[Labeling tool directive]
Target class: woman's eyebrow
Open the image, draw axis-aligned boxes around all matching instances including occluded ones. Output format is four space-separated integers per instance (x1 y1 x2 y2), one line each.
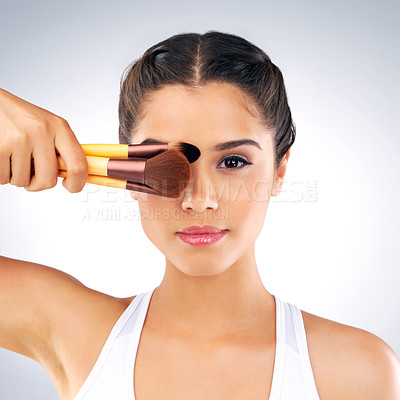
139 138 262 151
139 138 164 144
213 139 262 151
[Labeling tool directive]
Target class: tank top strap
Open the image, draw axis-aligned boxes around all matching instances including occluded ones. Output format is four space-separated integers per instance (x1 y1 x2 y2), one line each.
288 302 320 399
269 295 320 400
73 291 145 400
268 294 286 399
125 287 157 400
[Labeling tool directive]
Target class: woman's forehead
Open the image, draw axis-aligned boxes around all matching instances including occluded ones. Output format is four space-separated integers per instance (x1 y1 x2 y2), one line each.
139 84 263 128
133 84 270 149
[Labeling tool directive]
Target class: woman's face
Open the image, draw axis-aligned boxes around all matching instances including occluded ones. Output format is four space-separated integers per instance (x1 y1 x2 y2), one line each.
129 83 289 276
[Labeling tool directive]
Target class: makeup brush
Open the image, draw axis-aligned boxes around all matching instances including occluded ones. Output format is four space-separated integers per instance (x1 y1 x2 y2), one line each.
57 170 170 197
55 149 191 198
80 142 201 163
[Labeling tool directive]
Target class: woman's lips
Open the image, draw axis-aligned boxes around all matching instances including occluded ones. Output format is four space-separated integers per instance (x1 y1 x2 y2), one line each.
175 230 228 246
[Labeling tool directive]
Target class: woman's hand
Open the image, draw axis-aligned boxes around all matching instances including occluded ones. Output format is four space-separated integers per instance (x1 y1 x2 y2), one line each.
0 88 88 192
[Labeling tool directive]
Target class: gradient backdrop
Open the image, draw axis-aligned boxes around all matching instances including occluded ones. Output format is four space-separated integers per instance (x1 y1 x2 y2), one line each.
0 0 399 398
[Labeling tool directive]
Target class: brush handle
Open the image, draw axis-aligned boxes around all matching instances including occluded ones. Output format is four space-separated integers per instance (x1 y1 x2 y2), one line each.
80 144 128 158
58 155 108 176
57 155 147 183
57 170 127 188
80 143 168 158
57 170 162 196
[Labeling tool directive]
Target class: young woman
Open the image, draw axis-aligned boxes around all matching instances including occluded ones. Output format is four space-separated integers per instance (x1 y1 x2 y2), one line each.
0 31 399 400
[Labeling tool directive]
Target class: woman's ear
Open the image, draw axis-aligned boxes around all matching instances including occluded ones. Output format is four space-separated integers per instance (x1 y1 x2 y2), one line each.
272 149 291 197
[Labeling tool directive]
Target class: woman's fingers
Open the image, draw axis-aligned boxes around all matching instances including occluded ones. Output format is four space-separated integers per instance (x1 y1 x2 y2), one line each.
0 147 11 185
53 119 88 193
24 143 59 192
9 147 32 188
0 89 88 193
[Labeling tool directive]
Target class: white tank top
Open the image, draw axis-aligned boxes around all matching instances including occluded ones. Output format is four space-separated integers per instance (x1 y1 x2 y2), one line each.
73 287 321 400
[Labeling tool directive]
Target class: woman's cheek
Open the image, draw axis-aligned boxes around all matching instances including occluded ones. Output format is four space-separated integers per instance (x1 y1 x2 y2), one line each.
235 175 272 238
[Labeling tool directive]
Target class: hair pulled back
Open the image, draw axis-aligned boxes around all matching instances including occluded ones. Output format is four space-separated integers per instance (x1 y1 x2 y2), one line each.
119 30 296 173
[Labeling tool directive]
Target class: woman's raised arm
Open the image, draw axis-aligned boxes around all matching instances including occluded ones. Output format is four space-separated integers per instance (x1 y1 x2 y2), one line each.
0 89 89 372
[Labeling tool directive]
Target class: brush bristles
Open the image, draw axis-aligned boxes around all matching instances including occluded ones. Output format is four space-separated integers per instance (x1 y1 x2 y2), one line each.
169 142 201 163
145 149 191 197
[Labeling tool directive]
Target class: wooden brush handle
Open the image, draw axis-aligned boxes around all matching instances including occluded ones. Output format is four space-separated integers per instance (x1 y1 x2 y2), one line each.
57 155 109 176
80 143 169 159
57 170 127 189
58 170 162 197
80 144 128 158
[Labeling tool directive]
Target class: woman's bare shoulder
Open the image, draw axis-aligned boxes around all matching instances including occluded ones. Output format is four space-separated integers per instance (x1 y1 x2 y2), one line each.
0 255 139 399
300 309 400 400
50 284 138 398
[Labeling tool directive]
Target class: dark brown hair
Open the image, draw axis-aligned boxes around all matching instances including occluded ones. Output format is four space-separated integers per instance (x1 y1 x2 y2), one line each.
118 30 296 174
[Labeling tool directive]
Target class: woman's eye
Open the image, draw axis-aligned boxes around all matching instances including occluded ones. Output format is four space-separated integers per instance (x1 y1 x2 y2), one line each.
217 155 252 170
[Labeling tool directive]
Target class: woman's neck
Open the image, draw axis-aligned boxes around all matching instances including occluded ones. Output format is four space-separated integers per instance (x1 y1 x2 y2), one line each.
147 252 275 342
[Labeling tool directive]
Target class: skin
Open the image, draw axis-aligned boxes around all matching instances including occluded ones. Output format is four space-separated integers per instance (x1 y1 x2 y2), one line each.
127 82 290 341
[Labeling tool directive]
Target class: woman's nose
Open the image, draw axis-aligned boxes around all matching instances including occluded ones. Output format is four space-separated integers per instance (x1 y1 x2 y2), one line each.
181 167 219 213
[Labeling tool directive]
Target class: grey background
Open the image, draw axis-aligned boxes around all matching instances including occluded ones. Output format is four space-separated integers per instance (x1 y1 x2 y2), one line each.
0 0 399 399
